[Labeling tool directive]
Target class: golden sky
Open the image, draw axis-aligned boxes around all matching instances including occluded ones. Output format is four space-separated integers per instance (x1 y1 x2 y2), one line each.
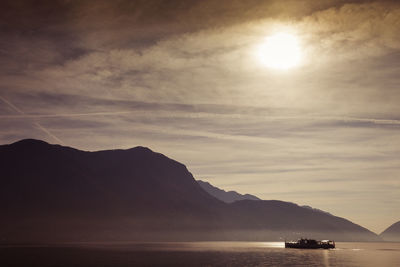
0 0 399 233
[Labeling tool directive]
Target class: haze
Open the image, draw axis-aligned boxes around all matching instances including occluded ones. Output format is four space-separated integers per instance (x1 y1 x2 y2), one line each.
0 0 399 234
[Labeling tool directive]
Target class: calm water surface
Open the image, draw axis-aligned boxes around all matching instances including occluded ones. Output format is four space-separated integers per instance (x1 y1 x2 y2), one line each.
1 241 399 266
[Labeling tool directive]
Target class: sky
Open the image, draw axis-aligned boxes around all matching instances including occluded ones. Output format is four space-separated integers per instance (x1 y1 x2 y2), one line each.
1 0 399 233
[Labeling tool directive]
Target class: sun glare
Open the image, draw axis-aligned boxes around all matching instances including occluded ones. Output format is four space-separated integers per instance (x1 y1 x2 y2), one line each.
258 32 302 70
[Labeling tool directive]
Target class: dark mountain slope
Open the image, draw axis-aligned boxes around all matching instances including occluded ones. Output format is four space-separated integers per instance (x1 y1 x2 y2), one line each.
380 221 400 241
0 139 379 242
1 139 222 218
0 139 224 241
197 180 260 203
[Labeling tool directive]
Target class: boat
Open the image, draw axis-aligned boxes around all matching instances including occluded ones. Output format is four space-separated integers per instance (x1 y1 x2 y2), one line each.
285 238 335 249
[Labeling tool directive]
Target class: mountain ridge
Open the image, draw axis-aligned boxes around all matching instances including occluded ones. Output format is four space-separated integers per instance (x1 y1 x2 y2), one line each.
197 180 261 203
0 139 379 242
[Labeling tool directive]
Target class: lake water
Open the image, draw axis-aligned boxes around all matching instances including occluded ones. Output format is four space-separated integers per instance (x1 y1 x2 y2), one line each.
1 241 399 266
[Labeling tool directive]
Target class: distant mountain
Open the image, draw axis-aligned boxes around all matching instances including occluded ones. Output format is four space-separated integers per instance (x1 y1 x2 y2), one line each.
380 221 400 241
0 139 380 243
197 180 260 203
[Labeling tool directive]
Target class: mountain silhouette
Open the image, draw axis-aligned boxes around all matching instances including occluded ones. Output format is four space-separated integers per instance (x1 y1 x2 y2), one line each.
197 180 260 203
380 221 400 241
0 139 379 243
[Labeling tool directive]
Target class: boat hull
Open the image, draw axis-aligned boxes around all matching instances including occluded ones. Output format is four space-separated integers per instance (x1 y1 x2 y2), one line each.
285 243 335 249
285 239 335 249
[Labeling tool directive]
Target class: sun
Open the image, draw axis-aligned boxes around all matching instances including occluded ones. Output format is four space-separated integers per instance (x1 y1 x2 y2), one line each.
258 32 302 70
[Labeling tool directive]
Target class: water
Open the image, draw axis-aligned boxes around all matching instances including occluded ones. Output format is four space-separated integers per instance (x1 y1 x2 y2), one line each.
1 242 399 266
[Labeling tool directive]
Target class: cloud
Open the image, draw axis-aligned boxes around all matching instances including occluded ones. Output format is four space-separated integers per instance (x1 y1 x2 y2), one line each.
301 1 400 61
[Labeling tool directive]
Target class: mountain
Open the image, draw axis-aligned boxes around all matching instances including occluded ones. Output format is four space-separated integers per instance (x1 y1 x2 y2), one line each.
380 221 400 241
0 139 379 243
0 139 224 242
197 180 260 203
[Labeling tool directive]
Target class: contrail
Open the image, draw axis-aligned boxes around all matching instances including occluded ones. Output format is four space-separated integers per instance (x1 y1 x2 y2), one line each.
0 95 64 145
33 122 64 144
0 95 25 114
1 110 399 126
0 110 136 119
0 104 399 125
